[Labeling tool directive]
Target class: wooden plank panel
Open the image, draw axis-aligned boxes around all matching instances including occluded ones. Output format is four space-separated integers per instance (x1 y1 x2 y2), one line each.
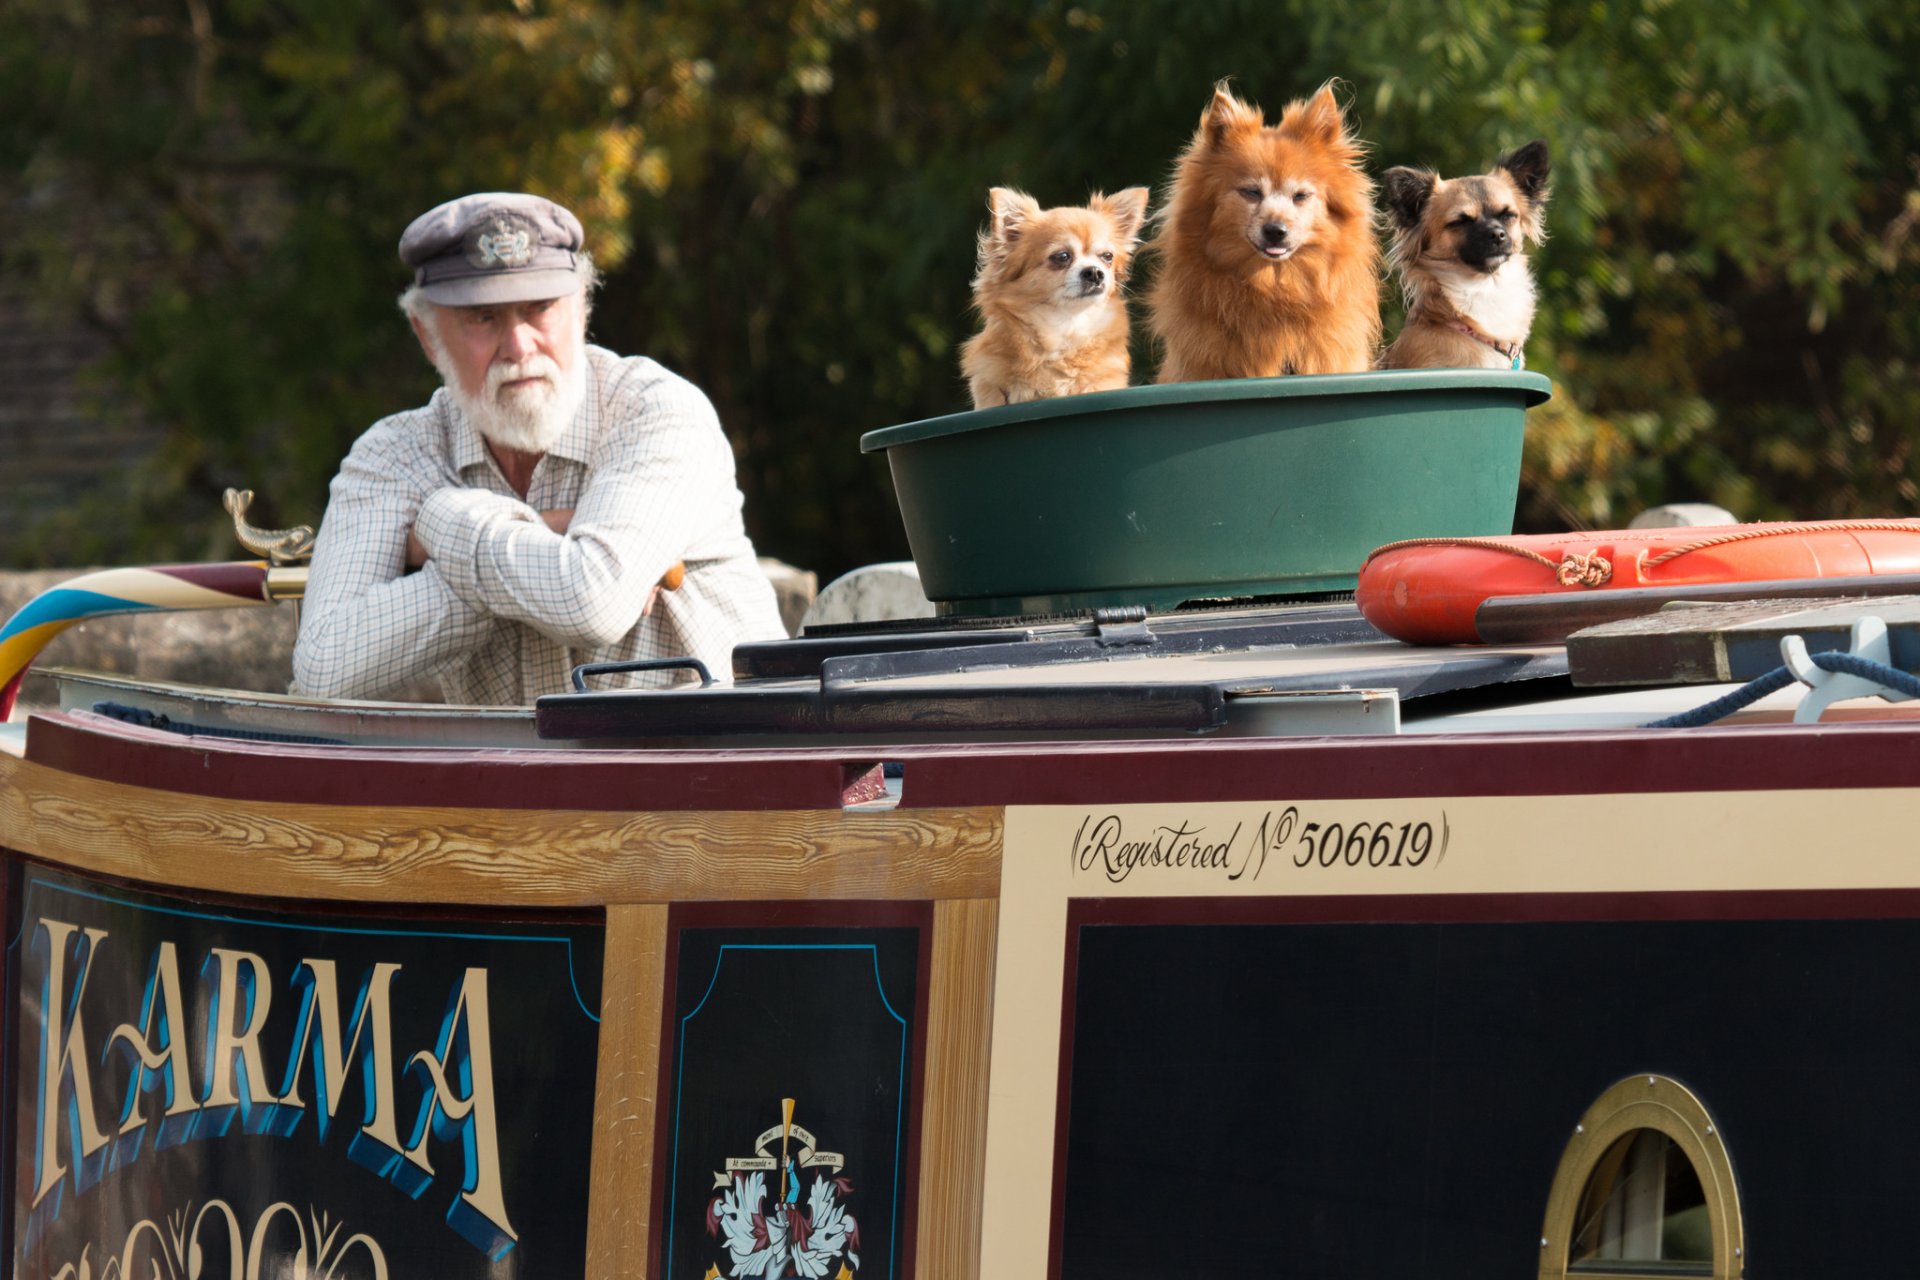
1566 595 1920 687
0 754 1001 906
586 904 669 1280
916 898 998 1279
1476 577 1920 646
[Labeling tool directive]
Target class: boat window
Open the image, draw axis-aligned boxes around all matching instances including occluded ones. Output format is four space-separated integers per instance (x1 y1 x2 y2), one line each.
1538 1075 1743 1280
1569 1130 1710 1272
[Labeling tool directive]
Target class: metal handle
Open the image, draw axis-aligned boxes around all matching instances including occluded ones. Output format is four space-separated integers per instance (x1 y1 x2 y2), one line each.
569 656 714 692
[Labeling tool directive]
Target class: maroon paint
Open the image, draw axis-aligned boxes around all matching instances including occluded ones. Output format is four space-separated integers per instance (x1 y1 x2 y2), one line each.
28 713 877 811
896 720 1920 807
1066 888 1920 928
1047 894 1083 1280
32 708 1920 813
156 561 270 601
0 853 14 1269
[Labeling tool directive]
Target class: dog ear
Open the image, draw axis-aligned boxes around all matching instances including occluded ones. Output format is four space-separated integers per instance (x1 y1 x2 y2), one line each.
1282 81 1347 145
1204 82 1260 144
1381 167 1437 230
1496 140 1551 203
987 187 1041 248
1094 187 1151 247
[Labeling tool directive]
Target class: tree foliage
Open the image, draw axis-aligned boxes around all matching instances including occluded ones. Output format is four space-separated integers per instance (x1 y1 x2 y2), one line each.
3 0 1917 574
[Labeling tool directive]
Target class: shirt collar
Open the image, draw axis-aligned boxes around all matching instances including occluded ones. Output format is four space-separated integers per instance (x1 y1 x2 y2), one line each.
544 345 606 465
443 389 493 475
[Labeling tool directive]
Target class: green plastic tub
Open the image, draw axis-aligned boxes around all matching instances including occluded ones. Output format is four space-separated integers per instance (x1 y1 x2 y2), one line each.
861 369 1552 616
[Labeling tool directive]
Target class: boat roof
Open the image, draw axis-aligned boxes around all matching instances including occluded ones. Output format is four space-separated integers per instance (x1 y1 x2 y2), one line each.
17 595 1920 753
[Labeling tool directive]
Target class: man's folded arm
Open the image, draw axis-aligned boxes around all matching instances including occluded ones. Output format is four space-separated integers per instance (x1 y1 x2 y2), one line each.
414 390 724 648
292 462 496 700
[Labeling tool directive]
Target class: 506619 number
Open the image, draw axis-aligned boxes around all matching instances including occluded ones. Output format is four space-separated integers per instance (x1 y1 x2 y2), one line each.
1261 807 1448 870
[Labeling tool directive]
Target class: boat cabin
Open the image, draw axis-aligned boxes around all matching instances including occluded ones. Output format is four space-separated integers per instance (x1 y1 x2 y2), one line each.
5 371 1920 1278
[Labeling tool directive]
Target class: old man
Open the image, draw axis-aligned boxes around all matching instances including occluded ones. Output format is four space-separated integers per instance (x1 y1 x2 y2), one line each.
293 193 786 703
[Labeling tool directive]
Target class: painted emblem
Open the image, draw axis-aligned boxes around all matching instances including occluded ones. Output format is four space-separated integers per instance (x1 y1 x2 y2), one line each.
704 1099 858 1280
469 217 535 269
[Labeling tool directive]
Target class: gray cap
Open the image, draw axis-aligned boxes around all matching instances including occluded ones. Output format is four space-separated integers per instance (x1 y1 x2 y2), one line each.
399 192 585 306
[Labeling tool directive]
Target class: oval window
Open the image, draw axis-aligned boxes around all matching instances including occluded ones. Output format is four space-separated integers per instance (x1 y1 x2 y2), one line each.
1538 1076 1743 1280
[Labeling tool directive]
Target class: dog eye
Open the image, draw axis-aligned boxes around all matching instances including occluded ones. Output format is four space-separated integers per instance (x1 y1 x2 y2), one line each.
1099 251 1114 263
1496 209 1518 221
1049 249 1072 268
1292 190 1312 205
1237 185 1261 201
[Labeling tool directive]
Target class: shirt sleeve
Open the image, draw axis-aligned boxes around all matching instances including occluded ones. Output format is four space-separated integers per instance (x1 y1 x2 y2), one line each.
291 426 496 700
411 371 739 649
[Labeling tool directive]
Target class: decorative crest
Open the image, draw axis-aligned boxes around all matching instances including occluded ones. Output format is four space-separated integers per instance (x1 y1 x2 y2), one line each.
471 218 535 269
706 1098 859 1279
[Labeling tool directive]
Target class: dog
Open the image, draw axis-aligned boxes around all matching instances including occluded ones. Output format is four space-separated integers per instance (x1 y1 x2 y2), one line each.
1147 81 1380 383
1378 141 1551 370
961 186 1150 409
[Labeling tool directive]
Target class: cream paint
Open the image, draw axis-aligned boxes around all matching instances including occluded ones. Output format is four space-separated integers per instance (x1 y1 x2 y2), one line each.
978 787 1920 1275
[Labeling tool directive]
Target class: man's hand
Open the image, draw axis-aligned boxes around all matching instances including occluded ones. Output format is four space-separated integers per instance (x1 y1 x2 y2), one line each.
405 527 428 570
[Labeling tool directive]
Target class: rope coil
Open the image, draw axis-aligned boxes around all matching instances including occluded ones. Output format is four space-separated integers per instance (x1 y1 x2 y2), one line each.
1363 537 1615 589
1555 552 1613 587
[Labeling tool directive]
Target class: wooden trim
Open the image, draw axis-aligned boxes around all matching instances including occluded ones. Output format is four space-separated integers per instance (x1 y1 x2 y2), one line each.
0 754 1002 907
916 899 997 1280
586 904 669 1280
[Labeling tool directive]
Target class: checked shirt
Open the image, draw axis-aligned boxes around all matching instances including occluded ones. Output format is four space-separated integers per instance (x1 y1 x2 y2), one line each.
293 346 785 705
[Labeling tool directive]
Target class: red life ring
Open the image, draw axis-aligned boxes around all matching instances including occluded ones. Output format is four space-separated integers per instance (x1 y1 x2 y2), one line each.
1356 520 1920 645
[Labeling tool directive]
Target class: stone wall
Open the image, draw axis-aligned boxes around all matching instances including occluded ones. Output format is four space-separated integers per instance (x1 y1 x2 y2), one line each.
2 560 815 714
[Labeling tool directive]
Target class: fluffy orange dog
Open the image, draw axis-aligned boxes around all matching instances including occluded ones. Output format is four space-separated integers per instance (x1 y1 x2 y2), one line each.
1148 82 1380 382
961 186 1150 409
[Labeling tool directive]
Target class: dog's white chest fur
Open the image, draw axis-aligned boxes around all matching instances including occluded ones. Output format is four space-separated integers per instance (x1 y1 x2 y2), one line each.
1033 299 1113 355
1442 258 1536 343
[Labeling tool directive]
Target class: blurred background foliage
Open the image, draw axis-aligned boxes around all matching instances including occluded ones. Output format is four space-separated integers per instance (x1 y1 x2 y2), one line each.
3 0 1918 576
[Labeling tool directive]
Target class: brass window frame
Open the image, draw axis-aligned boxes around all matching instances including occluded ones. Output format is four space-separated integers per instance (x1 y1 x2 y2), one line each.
1538 1074 1744 1280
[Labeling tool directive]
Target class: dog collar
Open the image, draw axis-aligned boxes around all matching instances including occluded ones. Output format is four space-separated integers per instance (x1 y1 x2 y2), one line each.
1448 321 1525 370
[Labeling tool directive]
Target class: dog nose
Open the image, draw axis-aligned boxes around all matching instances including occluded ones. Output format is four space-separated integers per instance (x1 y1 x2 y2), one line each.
1262 223 1289 246
1484 221 1509 246
1079 265 1106 287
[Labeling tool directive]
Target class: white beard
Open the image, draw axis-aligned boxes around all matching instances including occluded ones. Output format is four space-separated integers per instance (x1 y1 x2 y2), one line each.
432 337 590 455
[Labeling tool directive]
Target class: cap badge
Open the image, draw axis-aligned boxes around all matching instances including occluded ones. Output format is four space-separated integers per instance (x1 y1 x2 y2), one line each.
470 218 535 270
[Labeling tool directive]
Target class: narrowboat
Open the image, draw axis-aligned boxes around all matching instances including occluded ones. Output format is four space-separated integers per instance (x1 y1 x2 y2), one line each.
5 369 1920 1279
